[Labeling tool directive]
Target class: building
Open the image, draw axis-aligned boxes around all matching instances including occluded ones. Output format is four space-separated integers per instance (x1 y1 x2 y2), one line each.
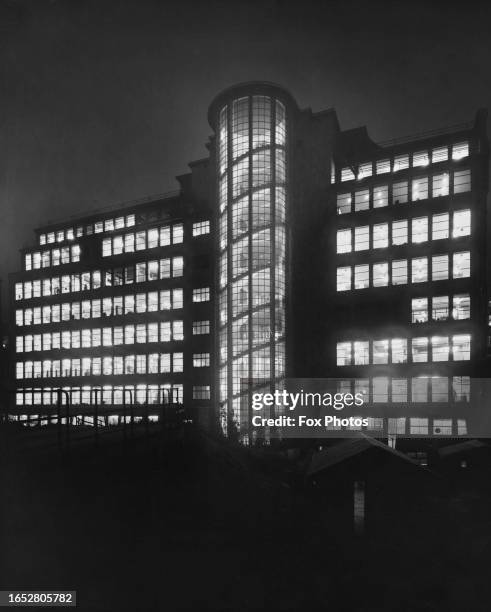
9 81 490 445
329 111 489 443
10 188 215 429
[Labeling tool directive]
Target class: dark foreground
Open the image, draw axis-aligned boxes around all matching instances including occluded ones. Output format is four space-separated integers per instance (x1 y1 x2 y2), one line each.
1 424 491 612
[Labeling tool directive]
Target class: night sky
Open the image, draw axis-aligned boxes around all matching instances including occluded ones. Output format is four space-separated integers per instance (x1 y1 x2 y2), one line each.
1 0 490 309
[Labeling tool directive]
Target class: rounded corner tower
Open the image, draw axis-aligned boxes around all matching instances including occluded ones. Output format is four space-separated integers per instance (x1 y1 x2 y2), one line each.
208 82 297 441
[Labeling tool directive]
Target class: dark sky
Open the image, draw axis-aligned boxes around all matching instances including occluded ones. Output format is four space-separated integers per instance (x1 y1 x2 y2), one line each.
1 0 491 308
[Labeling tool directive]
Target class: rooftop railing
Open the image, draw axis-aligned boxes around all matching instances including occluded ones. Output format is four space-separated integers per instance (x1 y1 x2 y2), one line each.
43 189 181 229
377 120 474 149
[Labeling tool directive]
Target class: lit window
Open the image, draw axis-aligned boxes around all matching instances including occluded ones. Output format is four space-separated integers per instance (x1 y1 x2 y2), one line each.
147 261 158 282
392 379 408 403
126 214 135 227
173 320 184 341
354 265 369 289
412 177 428 201
372 263 388 287
33 252 41 269
432 336 449 362
102 239 111 257
252 150 271 187
115 216 124 229
355 189 369 211
453 294 470 320
392 260 407 285
432 213 449 240
94 221 103 234
453 251 470 278
392 220 407 245
432 418 452 434
136 293 147 314
336 229 352 254
354 226 369 251
336 342 352 366
123 295 134 315
193 353 210 367
411 257 428 283
376 159 390 174
146 353 158 374
136 231 146 251
192 221 210 236
341 167 355 182
453 209 471 238
15 310 23 326
61 247 70 264
411 217 428 243
337 193 351 214
124 233 135 253
432 296 449 321
432 379 449 403
432 255 449 281
102 325 112 348
336 267 351 291
16 362 24 379
148 292 158 312
453 169 471 194
136 355 146 374
412 337 428 362
148 228 159 249
432 146 448 163
373 186 388 208
432 173 449 197
92 270 101 290
173 289 183 309
393 154 409 172
24 281 33 300
452 142 469 161
373 223 388 249
136 262 146 283
453 376 470 402
104 219 114 232
354 341 369 365
412 298 428 323
412 151 429 167
373 377 389 402
410 417 428 434
136 324 147 343
357 162 372 180
453 334 471 361
193 287 210 302
373 340 389 364
391 338 407 363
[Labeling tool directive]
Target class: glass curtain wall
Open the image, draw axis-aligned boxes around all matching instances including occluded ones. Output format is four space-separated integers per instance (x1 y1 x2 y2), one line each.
217 95 287 440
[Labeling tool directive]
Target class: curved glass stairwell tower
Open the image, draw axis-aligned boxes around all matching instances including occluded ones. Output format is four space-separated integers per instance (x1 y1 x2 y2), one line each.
209 83 291 441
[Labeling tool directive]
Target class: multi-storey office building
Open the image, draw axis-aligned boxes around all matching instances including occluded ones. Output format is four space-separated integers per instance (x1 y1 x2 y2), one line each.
10 188 215 428
8 81 490 443
329 113 489 440
206 82 489 442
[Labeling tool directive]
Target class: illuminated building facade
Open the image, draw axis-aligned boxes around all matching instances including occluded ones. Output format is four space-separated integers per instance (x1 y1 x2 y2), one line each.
8 81 490 445
329 112 490 442
10 192 214 427
207 85 289 437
